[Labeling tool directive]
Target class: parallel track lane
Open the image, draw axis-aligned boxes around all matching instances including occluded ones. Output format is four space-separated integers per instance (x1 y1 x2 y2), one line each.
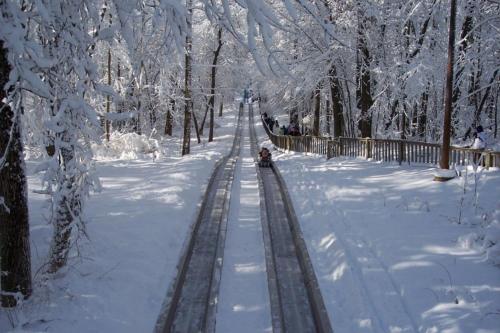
249 104 333 333
155 105 244 333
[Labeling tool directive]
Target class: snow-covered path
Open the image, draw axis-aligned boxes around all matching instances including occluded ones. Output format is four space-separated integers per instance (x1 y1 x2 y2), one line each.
216 113 271 332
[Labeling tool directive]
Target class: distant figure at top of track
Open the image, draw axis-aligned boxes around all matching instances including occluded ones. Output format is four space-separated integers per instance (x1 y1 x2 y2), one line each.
243 88 254 104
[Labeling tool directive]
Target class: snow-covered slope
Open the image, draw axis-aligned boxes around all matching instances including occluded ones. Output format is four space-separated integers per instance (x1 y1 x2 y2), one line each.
0 108 238 333
252 110 500 333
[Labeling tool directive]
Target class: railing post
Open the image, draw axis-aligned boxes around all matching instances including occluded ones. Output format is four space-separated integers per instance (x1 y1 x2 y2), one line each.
327 140 332 159
398 140 404 165
366 139 372 159
485 152 491 169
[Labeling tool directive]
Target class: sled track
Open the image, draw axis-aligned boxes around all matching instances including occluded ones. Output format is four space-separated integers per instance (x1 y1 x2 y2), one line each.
155 105 243 333
249 104 333 333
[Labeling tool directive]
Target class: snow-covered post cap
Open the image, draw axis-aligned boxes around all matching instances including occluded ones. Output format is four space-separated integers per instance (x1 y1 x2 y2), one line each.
433 168 457 182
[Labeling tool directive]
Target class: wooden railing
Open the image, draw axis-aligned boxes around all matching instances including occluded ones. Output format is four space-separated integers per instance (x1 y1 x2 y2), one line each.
261 116 500 169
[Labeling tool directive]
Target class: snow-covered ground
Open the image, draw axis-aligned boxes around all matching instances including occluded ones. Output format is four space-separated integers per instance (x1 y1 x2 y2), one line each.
252 116 500 332
3 103 499 333
1 107 238 333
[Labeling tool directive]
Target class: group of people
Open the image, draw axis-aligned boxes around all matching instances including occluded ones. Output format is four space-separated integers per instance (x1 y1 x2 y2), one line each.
262 112 301 136
280 123 301 136
262 112 279 133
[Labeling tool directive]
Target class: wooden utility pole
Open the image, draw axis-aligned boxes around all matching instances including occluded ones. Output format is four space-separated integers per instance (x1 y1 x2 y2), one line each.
440 0 457 169
181 0 193 155
0 40 32 307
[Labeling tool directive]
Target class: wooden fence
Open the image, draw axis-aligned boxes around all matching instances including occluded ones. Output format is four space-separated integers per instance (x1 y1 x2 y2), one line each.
261 117 500 169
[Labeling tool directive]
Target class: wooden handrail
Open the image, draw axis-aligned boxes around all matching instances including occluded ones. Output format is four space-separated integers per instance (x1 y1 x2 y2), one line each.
259 115 500 169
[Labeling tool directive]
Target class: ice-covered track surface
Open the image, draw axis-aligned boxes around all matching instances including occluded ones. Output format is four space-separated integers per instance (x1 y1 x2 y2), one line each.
249 105 333 333
155 106 243 333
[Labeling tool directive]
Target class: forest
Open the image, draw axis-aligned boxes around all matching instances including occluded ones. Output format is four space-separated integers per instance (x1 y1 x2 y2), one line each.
1 0 499 331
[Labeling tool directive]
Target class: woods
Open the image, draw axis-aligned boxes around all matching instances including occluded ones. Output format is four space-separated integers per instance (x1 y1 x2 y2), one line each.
1 0 499 312
257 1 498 145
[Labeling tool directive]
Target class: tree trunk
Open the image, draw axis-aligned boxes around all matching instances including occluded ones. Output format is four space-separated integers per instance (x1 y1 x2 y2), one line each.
48 131 79 274
116 58 123 131
329 65 344 138
419 88 429 139
0 40 32 307
313 84 321 136
440 0 457 170
197 95 209 138
165 98 174 136
105 47 111 141
474 69 498 126
400 105 407 140
136 99 142 135
325 99 331 135
356 4 373 138
192 110 201 144
209 28 223 142
452 0 475 135
181 0 193 155
495 88 498 138
218 97 223 117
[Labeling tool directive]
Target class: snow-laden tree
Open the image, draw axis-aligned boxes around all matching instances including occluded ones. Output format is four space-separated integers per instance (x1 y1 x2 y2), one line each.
12 0 106 274
233 0 498 143
0 0 268 291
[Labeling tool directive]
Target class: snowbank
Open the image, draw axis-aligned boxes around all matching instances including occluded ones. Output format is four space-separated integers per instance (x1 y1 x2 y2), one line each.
92 132 160 160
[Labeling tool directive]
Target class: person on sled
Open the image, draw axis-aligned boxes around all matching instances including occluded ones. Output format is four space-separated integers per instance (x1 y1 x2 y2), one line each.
258 146 272 167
